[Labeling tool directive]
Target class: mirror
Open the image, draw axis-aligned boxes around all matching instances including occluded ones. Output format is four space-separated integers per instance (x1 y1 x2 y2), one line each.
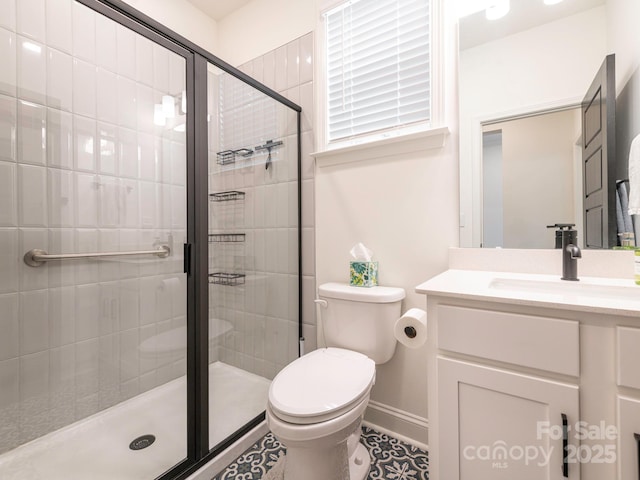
481 107 583 249
457 0 634 249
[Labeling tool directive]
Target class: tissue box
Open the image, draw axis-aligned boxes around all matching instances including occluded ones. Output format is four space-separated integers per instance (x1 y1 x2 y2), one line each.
349 261 378 287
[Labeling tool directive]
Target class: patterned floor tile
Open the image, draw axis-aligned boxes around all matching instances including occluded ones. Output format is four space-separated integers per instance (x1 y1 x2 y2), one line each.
213 434 284 480
361 427 429 480
212 426 428 480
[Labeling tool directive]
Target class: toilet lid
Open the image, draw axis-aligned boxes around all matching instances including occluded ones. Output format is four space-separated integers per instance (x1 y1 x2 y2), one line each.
269 348 375 422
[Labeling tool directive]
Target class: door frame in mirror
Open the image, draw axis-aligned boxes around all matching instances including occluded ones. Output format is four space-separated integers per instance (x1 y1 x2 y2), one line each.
459 95 583 248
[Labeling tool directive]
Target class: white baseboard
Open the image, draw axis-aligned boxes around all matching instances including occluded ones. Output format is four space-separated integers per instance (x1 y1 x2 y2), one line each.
364 400 429 450
186 421 269 480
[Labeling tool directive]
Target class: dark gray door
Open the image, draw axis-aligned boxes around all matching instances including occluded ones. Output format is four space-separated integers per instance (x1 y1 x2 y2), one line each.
582 54 616 248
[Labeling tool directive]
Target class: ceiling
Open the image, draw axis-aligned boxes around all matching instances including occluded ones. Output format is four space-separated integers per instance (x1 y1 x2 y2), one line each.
187 0 607 50
459 0 606 50
186 0 252 21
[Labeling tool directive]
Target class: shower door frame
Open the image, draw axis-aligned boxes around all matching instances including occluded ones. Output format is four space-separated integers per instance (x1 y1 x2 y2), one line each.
74 1 302 479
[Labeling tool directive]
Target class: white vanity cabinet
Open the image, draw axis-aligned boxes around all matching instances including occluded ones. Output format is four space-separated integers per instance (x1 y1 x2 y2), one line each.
617 396 640 480
617 327 640 480
438 357 579 480
417 269 640 480
431 302 581 480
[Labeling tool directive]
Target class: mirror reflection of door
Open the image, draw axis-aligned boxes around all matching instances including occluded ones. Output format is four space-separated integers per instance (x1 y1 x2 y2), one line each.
582 54 618 249
481 108 582 249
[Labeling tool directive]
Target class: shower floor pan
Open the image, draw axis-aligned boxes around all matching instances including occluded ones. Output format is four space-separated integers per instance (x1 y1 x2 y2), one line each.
0 362 270 480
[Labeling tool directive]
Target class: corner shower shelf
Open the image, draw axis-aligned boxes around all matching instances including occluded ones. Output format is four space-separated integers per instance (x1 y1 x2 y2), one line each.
209 190 245 202
216 150 235 165
216 148 254 166
215 140 284 169
208 233 246 243
208 272 246 286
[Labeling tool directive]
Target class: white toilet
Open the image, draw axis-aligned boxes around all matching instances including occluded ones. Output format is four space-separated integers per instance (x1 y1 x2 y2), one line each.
266 282 405 480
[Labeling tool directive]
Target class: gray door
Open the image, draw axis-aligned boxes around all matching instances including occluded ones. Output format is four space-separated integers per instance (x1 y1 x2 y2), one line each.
582 54 616 248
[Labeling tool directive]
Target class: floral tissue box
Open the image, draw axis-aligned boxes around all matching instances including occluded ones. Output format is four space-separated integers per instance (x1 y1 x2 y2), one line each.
349 261 378 287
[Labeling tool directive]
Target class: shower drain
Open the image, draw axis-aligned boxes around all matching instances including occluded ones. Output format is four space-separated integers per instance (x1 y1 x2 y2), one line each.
129 434 156 451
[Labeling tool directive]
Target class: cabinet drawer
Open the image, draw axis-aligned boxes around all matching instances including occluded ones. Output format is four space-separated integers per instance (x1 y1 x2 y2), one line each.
617 326 640 389
437 305 579 376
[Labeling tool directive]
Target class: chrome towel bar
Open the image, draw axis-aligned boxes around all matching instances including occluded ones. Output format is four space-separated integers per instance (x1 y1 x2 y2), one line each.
24 245 171 267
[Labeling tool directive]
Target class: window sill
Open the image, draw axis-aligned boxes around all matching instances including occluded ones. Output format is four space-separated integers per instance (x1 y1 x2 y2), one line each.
311 126 450 168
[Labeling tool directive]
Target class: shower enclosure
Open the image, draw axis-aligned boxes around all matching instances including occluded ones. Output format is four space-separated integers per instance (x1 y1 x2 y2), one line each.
0 1 301 479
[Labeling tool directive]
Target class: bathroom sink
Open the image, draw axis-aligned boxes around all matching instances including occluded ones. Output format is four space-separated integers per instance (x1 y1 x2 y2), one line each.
417 270 640 317
489 277 640 304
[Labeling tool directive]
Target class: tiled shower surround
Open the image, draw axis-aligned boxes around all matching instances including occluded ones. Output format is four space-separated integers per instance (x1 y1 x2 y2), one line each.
207 33 315 379
0 0 188 453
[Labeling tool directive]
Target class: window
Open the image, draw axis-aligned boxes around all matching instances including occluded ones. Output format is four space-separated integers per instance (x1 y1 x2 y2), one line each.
324 0 431 144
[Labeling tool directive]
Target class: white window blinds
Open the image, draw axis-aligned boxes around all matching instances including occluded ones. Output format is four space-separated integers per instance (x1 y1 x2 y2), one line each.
325 0 431 142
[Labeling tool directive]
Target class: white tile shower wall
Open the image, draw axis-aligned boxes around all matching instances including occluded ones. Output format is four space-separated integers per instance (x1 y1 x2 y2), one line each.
206 33 314 379
283 33 316 354
209 34 315 378
0 0 188 454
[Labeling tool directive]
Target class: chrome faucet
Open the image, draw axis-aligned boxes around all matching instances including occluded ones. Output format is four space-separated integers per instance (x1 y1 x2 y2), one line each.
561 228 581 281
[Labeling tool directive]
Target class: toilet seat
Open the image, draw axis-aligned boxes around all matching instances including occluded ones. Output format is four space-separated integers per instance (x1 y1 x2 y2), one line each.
268 348 375 425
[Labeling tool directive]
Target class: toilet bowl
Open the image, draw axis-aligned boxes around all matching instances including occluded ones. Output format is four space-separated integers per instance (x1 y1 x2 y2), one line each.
266 348 375 480
266 282 406 480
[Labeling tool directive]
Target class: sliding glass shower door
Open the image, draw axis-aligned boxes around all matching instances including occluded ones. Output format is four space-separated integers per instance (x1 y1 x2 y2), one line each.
0 0 301 478
206 63 300 450
0 1 189 478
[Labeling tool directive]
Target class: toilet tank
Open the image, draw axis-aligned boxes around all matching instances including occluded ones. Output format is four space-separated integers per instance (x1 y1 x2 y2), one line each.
318 282 405 364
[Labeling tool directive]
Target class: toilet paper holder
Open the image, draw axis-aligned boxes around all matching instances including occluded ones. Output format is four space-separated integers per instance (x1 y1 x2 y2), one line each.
394 307 427 348
404 326 417 339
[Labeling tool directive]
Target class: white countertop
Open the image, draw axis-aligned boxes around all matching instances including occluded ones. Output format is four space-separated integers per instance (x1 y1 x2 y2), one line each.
416 269 640 317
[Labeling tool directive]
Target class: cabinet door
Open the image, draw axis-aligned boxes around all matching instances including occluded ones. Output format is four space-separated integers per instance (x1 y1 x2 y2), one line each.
438 357 580 480
618 396 640 480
